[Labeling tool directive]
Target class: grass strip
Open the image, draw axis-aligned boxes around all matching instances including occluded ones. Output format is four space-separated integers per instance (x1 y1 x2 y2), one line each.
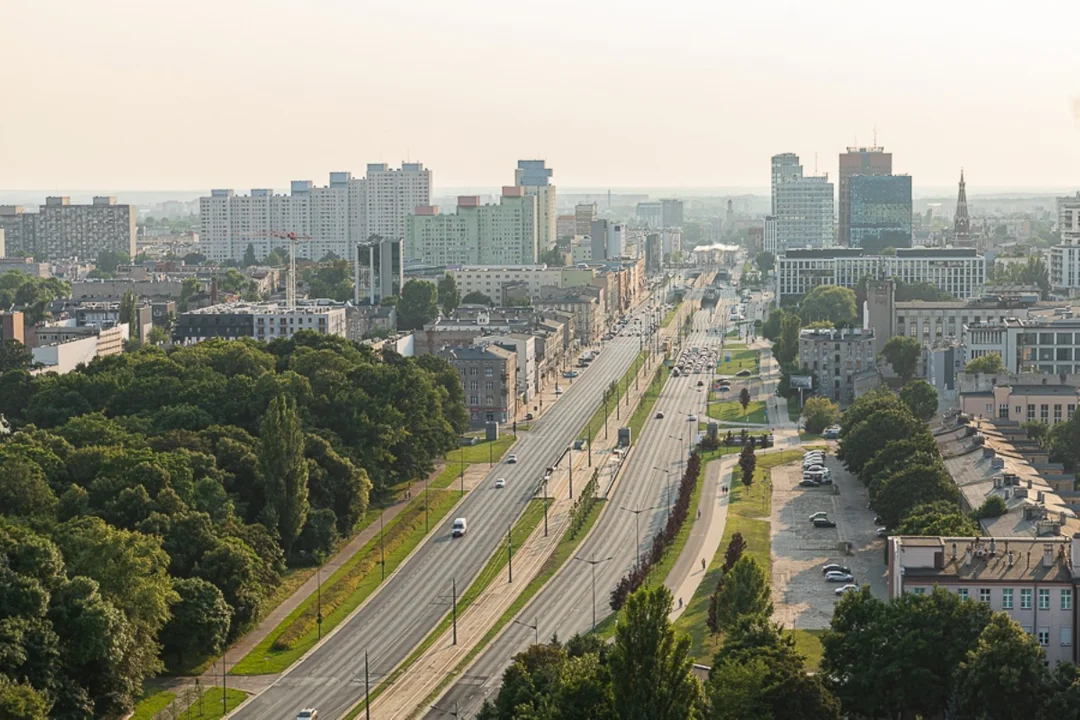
582 349 649 443
715 347 760 376
230 489 461 675
352 499 549 714
708 400 768 424
661 302 683 328
627 364 671 442
130 690 177 720
175 688 247 720
407 499 607 720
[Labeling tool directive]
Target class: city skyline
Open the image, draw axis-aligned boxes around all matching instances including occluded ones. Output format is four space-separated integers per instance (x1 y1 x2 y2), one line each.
3 0 1078 190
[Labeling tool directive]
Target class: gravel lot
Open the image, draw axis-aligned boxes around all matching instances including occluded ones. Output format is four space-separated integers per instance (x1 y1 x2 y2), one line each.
770 451 888 630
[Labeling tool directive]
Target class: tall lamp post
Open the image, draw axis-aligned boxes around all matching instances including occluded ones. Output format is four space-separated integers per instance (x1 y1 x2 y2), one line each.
574 555 614 631
512 616 540 645
619 505 654 569
653 465 673 522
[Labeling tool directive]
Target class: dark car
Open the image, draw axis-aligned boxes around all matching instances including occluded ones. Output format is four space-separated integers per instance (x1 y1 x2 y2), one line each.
798 479 820 487
697 380 704 387
822 564 851 575
736 369 752 377
525 413 535 421
812 518 837 528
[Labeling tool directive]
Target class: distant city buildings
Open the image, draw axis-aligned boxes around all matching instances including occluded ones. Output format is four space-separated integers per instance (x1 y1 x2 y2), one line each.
848 175 913 253
574 203 597 236
354 235 403 305
798 327 877 406
439 344 518 426
1051 193 1080 295
838 145 893 246
199 163 431 264
635 201 663 229
763 216 778 255
0 197 136 261
405 188 538 266
174 300 347 344
515 160 557 252
953 170 973 247
661 198 684 228
775 174 835 250
770 153 801 216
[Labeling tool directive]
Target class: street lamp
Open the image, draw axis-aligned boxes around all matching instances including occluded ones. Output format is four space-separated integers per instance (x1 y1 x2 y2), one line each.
668 435 686 477
619 505 654 569
574 556 614 631
430 702 461 718
512 615 540 645
653 465 673 521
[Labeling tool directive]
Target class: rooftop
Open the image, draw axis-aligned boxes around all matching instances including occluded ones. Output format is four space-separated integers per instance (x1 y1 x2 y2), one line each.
896 536 1073 583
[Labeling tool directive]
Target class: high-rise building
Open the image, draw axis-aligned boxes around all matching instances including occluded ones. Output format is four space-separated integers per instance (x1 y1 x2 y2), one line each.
575 203 597 236
200 164 431 264
660 199 684 228
725 199 735 233
645 233 662 273
515 160 556 252
1050 192 1080 295
354 235 403 304
953 170 972 247
405 188 538 266
763 216 778 255
771 153 802 215
590 219 624 260
636 202 664 229
838 146 892 246
0 197 135 261
775 174 835 250
848 175 912 253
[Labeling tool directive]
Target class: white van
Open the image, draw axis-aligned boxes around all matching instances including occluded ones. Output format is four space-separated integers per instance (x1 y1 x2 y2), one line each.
452 518 468 538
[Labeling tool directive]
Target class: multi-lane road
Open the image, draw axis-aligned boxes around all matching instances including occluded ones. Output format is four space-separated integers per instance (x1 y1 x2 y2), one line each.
232 300 671 719
427 299 734 717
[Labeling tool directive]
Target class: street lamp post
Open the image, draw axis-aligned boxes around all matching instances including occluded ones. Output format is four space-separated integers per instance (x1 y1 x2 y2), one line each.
575 556 614 631
567 445 573 500
620 505 654 569
379 509 385 580
654 465 672 522
512 616 540 645
507 523 513 583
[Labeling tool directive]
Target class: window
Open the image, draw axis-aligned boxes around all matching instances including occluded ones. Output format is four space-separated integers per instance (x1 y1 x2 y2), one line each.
958 588 969 602
1038 627 1050 646
1064 589 1073 611
485 381 493 391
1055 404 1063 423
469 367 478 376
912 587 925 595
998 403 1009 419
1028 405 1036 421
1041 404 1050 422
1021 588 1033 609
1002 588 1014 609
1062 628 1073 647
1040 588 1051 610
1016 405 1023 416
485 367 493 377
1070 404 1077 419
979 588 991 604
1023 625 1033 635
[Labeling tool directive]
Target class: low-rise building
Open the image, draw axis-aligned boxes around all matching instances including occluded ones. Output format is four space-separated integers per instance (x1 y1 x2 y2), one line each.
440 345 517 426
175 301 346 344
961 384 1080 425
797 327 876 406
536 286 605 346
30 322 129 374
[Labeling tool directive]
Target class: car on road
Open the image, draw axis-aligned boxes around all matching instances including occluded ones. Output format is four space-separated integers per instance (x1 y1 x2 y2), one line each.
825 571 855 582
562 370 579 378
506 454 518 464
525 413 535 421
554 386 564 395
718 386 730 392
873 515 884 525
798 479 820 487
297 709 318 720
736 369 752 377
573 438 587 450
655 411 665 419
812 518 837 528
451 518 468 537
823 425 841 439
808 511 830 521
494 478 506 489
835 584 860 596
876 527 889 537
822 564 851 575
697 380 705 387
688 414 697 422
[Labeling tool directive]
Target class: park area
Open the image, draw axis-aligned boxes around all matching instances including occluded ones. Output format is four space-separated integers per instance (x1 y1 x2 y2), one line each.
715 345 760 376
708 399 768 425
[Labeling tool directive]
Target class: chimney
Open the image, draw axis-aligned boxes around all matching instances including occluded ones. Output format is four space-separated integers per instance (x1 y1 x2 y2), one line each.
1044 544 1055 568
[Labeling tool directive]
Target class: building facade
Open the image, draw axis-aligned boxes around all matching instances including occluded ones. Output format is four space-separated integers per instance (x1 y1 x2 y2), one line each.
770 153 802 215
575 203 597 236
354 235 403 304
848 175 912 253
515 160 556 252
797 327 876 405
963 317 1080 375
763 216 778 256
447 265 594 304
199 164 431 263
405 189 538 266
0 197 135 261
775 175 835 250
960 384 1079 425
175 301 346 343
1051 193 1080 295
636 202 664 229
838 146 893 246
440 345 517 426
661 199 684 228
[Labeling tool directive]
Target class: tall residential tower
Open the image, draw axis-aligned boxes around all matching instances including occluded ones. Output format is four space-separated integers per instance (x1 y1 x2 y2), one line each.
515 160 556 252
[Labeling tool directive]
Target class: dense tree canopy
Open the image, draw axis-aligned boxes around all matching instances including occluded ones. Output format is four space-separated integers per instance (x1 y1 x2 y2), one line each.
802 396 840 434
965 352 1008 375
438 274 461 315
397 279 440 330
899 379 938 420
0 271 70 323
799 285 857 327
881 335 922 382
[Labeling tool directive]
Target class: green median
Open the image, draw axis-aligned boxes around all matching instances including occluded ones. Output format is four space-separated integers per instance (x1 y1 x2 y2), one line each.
230 488 462 675
176 688 247 720
434 435 518 489
582 349 649 443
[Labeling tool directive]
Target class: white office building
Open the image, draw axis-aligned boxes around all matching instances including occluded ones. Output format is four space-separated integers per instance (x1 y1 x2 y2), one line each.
1050 193 1080 295
763 216 778 255
771 153 802 215
775 175 835 250
515 161 556 252
199 164 431 264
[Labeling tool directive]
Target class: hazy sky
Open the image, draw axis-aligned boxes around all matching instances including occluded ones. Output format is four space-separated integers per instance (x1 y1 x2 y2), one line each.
2 0 1078 192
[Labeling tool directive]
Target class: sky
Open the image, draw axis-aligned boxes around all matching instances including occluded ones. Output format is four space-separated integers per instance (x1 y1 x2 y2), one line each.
1 0 1078 193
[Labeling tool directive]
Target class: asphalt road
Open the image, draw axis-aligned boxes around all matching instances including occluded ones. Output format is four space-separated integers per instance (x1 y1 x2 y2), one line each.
426 300 733 718
232 301 665 720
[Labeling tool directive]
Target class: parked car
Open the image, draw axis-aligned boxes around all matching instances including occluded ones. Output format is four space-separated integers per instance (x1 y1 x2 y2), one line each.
835 584 860 596
813 518 837 528
822 564 851 575
573 438 588 450
506 454 518 464
736 369 752 377
825 571 854 582
688 414 697 422
876 527 889 537
823 426 841 439
697 380 704 387
808 511 829 521
798 479 820 487
525 413 535 421
494 478 506 489
563 370 579 378
873 515 883 525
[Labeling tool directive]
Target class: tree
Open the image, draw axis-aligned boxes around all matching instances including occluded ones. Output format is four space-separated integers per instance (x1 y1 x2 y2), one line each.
183 251 208 266
462 290 494 306
119 289 138 327
257 395 310 556
972 494 1008 521
874 462 958 528
954 614 1050 720
802 396 840 434
755 251 775 275
722 532 747 573
775 313 801 366
0 339 33 372
965 353 1008 375
95 249 130 273
303 260 352 302
147 326 168 345
539 246 566 267
738 443 757 489
159 577 231 666
397 279 440 330
437 274 461 315
711 556 772 631
881 335 922 382
800 285 857 327
240 243 258 266
609 586 704 720
839 407 932 477
0 677 52 719
894 280 953 302
899 379 938 421
761 307 785 341
895 500 979 536
738 387 751 416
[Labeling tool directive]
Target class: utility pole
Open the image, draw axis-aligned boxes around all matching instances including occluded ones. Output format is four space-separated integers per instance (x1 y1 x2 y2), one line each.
380 509 385 580
460 446 465 498
587 424 592 467
575 556 614 631
507 523 513 583
512 616 540 645
425 482 429 532
541 473 549 536
365 650 371 720
452 577 458 645
222 648 227 713
567 446 573 500
620 506 654 569
316 566 323 640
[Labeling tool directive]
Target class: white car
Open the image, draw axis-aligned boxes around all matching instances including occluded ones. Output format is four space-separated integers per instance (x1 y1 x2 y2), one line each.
297 709 318 720
506 454 518 464
494 478 506 489
825 571 855 583
688 414 698 422
834 583 860 596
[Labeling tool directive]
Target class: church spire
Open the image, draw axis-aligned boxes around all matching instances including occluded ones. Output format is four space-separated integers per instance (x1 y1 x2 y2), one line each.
953 169 971 244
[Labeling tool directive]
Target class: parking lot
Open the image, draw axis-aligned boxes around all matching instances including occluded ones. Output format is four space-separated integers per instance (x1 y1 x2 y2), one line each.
770 449 888 630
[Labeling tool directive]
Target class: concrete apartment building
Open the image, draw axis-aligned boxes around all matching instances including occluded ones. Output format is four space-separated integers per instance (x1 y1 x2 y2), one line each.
405 189 538 266
175 301 347 344
0 197 135 261
963 316 1080 374
440 345 517 426
535 287 606 346
354 235 403 304
1050 193 1080 295
775 174 835 250
1 311 25 344
797 327 877 405
887 535 1077 666
480 333 538 404
574 203 597 236
775 248 985 303
447 265 595 305
199 164 431 264
838 145 893 246
771 153 802 215
515 160 556 252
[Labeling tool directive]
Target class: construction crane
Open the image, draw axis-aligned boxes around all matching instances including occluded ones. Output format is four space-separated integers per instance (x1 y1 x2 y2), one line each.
244 230 312 309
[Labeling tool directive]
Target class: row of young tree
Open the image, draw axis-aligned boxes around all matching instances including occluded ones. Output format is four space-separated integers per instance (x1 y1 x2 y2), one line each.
0 333 468 717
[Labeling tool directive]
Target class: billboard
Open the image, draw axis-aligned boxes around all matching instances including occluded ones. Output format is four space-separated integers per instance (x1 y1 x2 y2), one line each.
789 375 813 390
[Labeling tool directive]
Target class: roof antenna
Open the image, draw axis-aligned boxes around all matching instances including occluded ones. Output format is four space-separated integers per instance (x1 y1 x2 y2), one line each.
873 125 878 147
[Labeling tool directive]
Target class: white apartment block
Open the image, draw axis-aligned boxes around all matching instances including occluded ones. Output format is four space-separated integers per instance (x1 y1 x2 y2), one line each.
775 175 835 250
0 197 135 261
515 161 557 253
253 302 347 341
406 189 538 266
763 216 778 255
770 152 802 215
1050 193 1080 294
448 265 595 303
776 248 985 302
199 164 431 264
